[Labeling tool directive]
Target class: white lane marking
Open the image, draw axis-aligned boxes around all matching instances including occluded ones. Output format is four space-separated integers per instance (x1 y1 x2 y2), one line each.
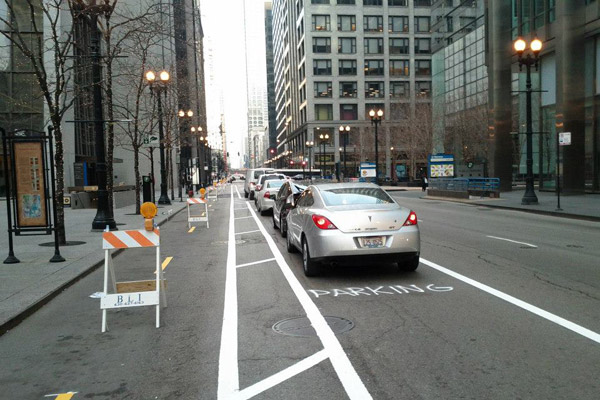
236 258 276 269
234 216 253 220
234 185 243 199
217 186 240 398
246 203 373 399
234 208 248 210
421 258 600 344
486 235 538 248
235 230 260 236
237 350 329 400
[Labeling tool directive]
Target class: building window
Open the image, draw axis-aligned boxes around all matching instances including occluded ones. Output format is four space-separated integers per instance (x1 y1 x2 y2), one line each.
340 81 357 97
389 16 409 32
340 104 358 120
299 63 306 80
337 0 355 4
388 0 407 5
446 16 454 32
415 38 431 54
313 59 332 75
312 0 329 3
416 81 431 97
389 38 409 54
460 16 475 32
390 59 409 76
390 81 409 98
364 38 384 54
315 104 333 120
364 15 383 32
415 16 430 32
339 59 357 75
314 81 332 97
337 15 356 31
363 0 383 5
313 37 331 53
414 0 431 6
338 37 357 54
364 59 384 75
365 103 385 119
549 0 556 22
415 60 431 76
365 81 385 98
312 15 331 31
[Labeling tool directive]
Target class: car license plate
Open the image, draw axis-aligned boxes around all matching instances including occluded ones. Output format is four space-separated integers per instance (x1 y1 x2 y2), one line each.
361 237 384 248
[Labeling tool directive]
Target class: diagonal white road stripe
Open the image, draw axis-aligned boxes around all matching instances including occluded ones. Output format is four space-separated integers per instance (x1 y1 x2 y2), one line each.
421 258 600 344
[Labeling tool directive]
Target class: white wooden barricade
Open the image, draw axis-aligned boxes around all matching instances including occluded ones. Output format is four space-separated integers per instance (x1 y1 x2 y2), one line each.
187 197 209 228
100 227 166 332
207 186 217 200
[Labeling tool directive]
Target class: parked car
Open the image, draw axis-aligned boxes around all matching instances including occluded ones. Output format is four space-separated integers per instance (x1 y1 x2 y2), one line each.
285 183 420 276
252 173 287 201
272 181 306 237
244 168 274 199
255 179 286 215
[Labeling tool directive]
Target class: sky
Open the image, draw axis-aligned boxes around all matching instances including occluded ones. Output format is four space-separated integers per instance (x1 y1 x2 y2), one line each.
200 0 267 169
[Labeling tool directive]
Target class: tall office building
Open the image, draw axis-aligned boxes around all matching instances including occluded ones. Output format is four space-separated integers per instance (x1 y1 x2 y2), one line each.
431 0 488 177
265 2 278 154
270 0 434 179
486 0 599 193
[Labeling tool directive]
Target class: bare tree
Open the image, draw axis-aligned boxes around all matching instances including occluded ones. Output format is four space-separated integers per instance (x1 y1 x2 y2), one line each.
445 104 490 174
0 0 76 243
390 103 433 180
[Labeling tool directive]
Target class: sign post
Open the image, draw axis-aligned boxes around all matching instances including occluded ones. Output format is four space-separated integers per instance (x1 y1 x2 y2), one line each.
556 132 571 211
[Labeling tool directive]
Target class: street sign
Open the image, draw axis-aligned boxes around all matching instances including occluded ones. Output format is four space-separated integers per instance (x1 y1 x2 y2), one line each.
559 132 571 146
142 134 159 148
359 162 376 178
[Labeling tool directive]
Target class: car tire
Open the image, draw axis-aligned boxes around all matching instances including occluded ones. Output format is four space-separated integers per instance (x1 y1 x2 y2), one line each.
260 207 267 216
286 230 297 253
244 191 249 198
302 238 319 277
398 254 420 272
280 214 287 238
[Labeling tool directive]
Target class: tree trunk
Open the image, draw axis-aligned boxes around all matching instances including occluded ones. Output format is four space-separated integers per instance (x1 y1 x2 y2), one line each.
52 118 67 244
134 144 141 214
104 23 115 211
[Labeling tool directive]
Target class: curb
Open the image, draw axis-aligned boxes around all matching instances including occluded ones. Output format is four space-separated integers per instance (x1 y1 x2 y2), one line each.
0 206 187 336
422 196 600 223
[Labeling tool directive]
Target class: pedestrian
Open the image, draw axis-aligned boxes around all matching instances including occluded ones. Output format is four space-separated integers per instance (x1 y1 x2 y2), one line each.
421 175 428 191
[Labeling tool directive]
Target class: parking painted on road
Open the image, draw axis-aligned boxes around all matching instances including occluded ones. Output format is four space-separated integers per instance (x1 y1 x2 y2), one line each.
308 284 454 298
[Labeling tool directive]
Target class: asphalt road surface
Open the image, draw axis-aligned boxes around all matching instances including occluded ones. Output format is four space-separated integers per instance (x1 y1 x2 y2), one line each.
1 182 598 399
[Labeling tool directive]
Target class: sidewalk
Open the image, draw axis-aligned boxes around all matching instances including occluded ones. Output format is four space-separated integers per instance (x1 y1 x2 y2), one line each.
0 193 189 333
425 189 600 221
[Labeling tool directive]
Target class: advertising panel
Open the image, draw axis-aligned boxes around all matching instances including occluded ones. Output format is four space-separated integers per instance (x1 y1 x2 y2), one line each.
13 141 47 228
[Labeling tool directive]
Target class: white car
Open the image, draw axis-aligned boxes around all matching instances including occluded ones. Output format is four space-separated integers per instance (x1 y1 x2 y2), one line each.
255 179 286 215
244 168 275 199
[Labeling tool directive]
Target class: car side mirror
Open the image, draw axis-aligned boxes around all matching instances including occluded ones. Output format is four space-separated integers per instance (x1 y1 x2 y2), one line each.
286 194 295 208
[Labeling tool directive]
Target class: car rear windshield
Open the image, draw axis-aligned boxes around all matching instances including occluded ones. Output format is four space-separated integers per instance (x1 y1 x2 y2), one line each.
267 181 284 188
320 187 394 206
254 170 273 179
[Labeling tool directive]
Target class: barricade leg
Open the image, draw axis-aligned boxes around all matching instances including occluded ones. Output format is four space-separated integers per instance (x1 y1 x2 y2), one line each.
187 203 191 229
156 245 161 328
205 203 210 228
102 249 109 333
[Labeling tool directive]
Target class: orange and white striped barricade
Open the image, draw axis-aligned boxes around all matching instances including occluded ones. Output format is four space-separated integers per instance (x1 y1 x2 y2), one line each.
207 185 218 200
187 197 209 229
100 227 166 332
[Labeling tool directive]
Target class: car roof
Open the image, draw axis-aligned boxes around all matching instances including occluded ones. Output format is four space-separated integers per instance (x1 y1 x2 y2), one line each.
310 182 382 191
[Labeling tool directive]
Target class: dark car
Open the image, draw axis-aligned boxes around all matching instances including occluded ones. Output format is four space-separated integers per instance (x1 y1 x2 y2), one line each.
272 181 306 237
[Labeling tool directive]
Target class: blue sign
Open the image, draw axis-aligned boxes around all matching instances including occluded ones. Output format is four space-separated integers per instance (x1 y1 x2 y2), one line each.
428 153 455 178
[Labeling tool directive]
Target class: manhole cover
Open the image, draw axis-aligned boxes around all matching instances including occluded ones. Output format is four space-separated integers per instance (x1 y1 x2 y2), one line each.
273 316 354 337
39 241 86 247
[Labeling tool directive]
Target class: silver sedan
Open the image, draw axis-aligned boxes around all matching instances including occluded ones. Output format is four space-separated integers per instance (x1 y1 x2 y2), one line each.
285 183 420 276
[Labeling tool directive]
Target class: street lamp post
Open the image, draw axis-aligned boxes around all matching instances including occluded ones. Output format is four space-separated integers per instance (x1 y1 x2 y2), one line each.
145 70 171 205
177 109 193 200
514 37 542 205
339 125 350 181
319 133 329 178
306 141 314 181
369 109 384 185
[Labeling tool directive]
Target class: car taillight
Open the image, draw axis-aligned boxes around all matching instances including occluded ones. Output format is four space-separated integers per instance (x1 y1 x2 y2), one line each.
264 191 270 199
312 215 337 230
403 211 418 226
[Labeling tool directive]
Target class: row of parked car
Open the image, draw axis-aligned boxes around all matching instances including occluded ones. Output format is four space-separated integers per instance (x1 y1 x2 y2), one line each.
243 168 421 277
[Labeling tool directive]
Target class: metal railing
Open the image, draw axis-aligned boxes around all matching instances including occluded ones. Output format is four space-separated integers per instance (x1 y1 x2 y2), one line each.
429 178 500 192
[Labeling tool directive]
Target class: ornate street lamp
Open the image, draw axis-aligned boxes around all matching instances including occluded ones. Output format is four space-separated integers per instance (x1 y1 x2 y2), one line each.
514 37 542 205
319 133 329 178
369 109 384 184
338 125 350 180
177 109 194 199
305 140 314 180
145 70 171 205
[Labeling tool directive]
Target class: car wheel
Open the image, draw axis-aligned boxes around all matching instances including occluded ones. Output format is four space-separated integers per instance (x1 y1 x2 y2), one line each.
244 191 249 198
280 214 287 238
286 230 297 253
398 254 420 272
302 238 319 277
260 207 267 216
